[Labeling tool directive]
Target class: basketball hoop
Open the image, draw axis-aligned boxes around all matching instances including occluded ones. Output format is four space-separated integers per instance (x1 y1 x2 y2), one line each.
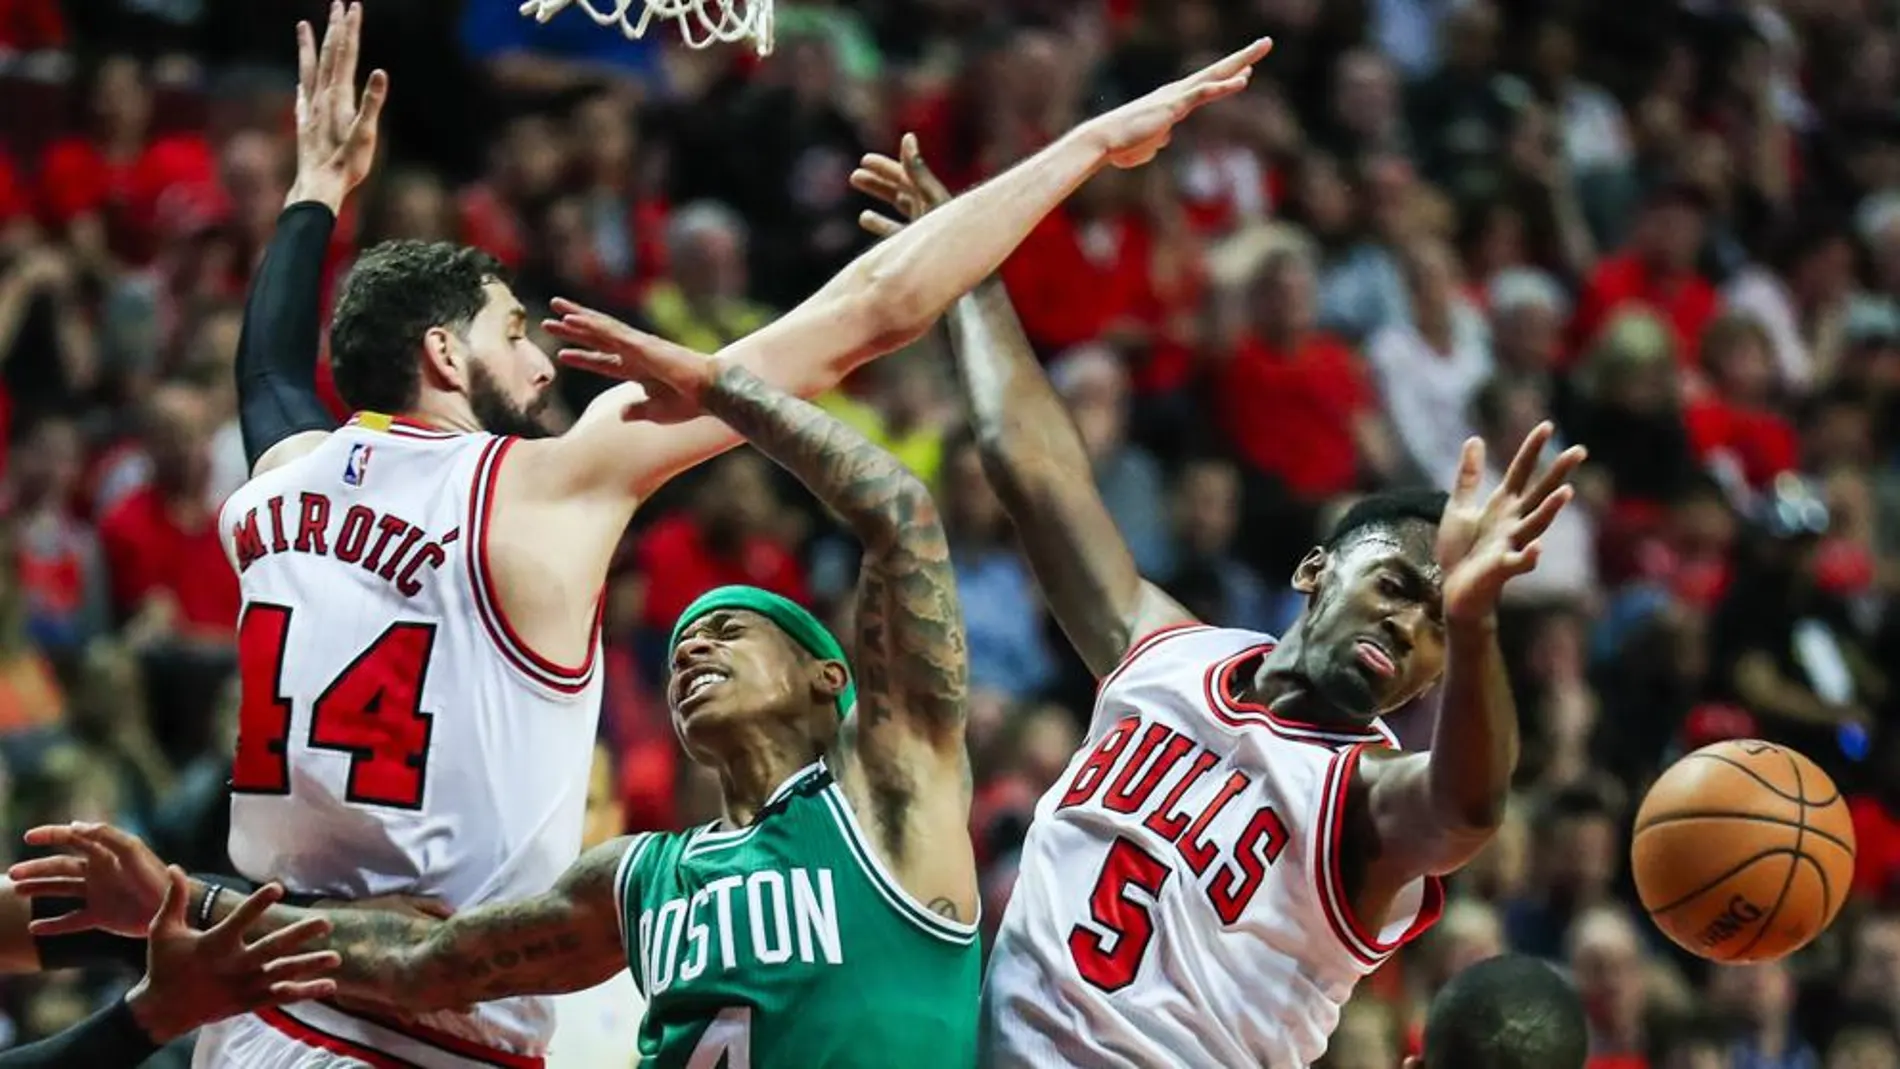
518 0 774 57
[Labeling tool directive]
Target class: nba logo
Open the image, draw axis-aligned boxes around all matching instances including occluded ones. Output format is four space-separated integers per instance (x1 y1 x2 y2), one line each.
343 443 373 488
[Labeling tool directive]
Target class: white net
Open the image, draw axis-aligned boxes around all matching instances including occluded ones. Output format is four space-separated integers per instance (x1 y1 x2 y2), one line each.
518 0 774 56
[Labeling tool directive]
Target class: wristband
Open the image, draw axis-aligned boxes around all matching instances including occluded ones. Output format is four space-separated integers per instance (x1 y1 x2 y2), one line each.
194 882 227 931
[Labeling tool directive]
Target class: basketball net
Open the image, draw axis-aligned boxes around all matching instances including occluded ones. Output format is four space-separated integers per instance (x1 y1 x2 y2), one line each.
518 0 774 56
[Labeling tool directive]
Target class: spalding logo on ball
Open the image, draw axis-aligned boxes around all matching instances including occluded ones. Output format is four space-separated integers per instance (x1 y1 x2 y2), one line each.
1632 739 1856 963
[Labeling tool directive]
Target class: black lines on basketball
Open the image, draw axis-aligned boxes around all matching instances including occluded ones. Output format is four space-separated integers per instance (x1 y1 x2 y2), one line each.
1729 753 1806 960
1630 812 1853 855
1642 847 1801 917
1683 751 1816 806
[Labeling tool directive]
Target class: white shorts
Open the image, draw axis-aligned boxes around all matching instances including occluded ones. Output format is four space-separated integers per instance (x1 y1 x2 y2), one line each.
193 1005 548 1069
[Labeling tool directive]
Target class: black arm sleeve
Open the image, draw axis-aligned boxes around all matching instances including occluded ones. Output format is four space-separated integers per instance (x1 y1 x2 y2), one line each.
0 998 158 1068
237 200 342 468
30 872 259 972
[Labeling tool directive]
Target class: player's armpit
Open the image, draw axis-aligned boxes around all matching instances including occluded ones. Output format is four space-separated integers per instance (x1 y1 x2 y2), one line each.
946 282 1196 676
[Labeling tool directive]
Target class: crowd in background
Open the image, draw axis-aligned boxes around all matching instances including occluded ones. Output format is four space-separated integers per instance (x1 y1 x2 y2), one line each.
5 0 1900 1065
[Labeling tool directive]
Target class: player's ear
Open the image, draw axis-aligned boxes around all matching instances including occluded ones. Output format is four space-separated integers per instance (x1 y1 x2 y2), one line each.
1291 547 1328 595
813 660 849 704
419 325 464 391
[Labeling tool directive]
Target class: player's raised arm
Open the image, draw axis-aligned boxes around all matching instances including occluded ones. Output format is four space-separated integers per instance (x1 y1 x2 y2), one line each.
524 38 1275 504
1357 428 1584 890
237 3 388 477
852 142 1195 677
581 333 971 772
10 822 630 1012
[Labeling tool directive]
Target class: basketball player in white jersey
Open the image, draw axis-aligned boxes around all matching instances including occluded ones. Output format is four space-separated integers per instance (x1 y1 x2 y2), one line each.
187 8 1275 1066
852 144 1586 1067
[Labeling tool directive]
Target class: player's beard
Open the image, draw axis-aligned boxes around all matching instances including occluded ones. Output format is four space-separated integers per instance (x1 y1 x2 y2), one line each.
468 360 554 440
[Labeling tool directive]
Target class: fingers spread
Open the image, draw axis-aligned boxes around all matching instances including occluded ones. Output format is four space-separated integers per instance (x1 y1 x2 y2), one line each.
11 876 88 899
1513 485 1575 546
1521 445 1588 512
1501 421 1555 495
9 854 87 882
210 883 288 948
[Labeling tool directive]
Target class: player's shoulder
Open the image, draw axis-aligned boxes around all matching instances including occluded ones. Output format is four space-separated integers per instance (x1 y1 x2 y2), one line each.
1105 623 1276 687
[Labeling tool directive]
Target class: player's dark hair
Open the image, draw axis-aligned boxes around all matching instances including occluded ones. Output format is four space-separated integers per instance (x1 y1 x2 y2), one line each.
1323 489 1448 552
330 241 506 414
1422 956 1587 1069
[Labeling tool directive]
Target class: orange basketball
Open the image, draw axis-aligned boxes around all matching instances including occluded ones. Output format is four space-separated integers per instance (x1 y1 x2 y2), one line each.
1631 739 1856 963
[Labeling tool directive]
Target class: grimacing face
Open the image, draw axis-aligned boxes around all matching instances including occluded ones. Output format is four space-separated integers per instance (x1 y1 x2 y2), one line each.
1289 522 1446 720
667 610 846 766
461 281 557 439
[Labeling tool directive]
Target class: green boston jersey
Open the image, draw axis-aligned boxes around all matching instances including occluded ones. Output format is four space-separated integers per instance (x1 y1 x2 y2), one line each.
614 759 981 1069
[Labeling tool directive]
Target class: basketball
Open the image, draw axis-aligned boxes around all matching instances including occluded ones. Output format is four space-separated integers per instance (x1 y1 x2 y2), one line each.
1631 740 1856 963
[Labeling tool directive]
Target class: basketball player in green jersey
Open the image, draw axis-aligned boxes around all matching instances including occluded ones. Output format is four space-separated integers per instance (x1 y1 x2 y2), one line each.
25 344 981 1066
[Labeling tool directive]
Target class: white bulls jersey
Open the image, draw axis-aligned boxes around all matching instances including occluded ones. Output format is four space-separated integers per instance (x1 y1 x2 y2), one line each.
205 414 602 1069
980 625 1444 1069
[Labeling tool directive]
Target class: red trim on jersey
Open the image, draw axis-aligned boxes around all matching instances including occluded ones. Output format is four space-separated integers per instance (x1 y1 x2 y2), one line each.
319 1002 548 1069
1312 744 1446 967
464 437 602 694
1095 623 1213 697
345 412 462 440
1202 646 1390 748
255 1007 423 1069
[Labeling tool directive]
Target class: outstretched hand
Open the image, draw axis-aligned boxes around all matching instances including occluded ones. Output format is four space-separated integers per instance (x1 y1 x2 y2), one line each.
289 1 388 211
11 821 170 939
850 133 955 240
542 297 720 424
1080 37 1273 168
127 868 339 1044
1436 423 1586 625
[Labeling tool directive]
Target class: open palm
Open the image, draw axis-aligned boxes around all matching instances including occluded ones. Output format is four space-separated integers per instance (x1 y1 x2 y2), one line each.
1437 423 1586 625
292 2 388 206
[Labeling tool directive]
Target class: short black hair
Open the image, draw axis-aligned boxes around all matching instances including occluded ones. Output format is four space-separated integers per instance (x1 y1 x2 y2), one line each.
1422 956 1587 1069
329 241 506 414
1323 489 1449 551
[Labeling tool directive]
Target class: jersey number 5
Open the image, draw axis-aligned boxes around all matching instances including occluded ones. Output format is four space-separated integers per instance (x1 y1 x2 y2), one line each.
1068 837 1171 993
232 603 438 810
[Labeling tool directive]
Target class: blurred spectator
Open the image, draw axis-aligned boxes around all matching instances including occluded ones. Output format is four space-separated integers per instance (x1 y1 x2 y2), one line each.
818 349 954 484
1685 315 1800 495
1567 905 1655 1066
0 515 60 734
1510 787 1622 959
1570 184 1718 369
37 54 216 270
1708 479 1881 781
1367 235 1492 487
1489 267 1570 379
97 381 236 640
1049 345 1168 575
458 113 570 271
1723 218 1857 393
1705 961 1819 1069
7 415 106 654
1156 456 1280 634
1405 3 1520 206
642 200 775 352
633 450 810 639
937 432 1052 703
1211 247 1398 575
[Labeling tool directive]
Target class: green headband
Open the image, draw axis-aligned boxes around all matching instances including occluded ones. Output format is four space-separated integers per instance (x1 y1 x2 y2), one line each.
669 586 856 719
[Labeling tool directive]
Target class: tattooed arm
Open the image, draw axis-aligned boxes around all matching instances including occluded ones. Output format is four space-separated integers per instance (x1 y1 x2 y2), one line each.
699 362 973 914
700 363 969 758
193 837 630 1011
